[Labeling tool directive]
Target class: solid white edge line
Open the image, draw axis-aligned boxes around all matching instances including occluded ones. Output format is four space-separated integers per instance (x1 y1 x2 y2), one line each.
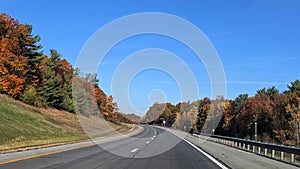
172 132 228 169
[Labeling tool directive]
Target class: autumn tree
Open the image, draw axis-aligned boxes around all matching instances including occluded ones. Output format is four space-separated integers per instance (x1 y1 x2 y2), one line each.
195 98 211 132
286 91 300 146
220 100 234 136
160 103 177 127
0 13 28 97
102 95 118 121
231 94 249 137
173 102 191 131
285 80 300 146
272 93 292 144
142 103 165 123
186 101 200 132
94 86 107 113
239 94 273 140
203 96 225 134
72 77 98 116
142 102 178 127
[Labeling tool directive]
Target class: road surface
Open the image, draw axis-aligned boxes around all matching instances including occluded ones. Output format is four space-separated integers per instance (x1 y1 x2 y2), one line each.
0 125 224 169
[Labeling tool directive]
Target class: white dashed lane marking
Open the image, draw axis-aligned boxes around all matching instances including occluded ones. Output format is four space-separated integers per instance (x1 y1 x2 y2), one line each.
130 148 139 153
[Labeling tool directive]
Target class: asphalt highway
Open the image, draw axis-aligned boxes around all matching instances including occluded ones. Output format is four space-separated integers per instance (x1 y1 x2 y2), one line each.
0 125 223 169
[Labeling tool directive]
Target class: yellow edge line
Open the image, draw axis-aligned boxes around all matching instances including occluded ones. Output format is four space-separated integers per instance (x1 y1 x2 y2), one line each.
0 126 144 165
0 143 96 165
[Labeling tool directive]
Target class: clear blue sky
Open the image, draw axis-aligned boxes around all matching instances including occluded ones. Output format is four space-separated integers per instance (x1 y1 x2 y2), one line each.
1 0 300 115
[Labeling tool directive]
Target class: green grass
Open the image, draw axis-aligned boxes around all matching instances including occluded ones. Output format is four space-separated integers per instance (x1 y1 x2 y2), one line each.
0 95 88 152
0 95 134 152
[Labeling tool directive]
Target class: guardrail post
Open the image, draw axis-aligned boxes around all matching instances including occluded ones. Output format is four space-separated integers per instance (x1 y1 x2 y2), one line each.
264 148 268 156
247 144 250 151
272 150 275 158
253 146 256 153
243 143 245 149
258 147 261 154
291 154 295 163
280 152 284 160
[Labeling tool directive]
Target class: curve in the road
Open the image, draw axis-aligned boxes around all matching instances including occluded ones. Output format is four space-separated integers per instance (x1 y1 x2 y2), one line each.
0 125 226 169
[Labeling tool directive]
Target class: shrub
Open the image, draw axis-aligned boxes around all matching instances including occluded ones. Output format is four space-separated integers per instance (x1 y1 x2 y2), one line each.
21 87 46 107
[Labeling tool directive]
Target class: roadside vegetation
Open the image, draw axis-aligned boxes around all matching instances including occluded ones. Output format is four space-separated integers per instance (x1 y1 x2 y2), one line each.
0 13 136 152
0 13 137 123
0 94 134 153
143 80 300 146
0 94 87 153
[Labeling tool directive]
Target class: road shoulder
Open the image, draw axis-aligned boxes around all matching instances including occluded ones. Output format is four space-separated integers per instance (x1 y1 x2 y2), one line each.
168 128 299 169
0 125 144 164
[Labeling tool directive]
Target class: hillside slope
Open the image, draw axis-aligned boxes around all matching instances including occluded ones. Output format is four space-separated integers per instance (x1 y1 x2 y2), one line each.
0 94 132 153
0 94 88 153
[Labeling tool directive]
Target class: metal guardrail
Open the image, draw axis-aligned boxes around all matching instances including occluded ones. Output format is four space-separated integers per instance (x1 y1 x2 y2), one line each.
192 132 300 165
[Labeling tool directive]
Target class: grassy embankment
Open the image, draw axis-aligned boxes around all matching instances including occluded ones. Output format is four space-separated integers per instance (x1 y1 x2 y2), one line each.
0 94 132 153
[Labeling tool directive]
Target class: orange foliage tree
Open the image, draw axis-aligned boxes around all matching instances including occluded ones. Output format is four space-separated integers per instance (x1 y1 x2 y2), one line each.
0 13 29 97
